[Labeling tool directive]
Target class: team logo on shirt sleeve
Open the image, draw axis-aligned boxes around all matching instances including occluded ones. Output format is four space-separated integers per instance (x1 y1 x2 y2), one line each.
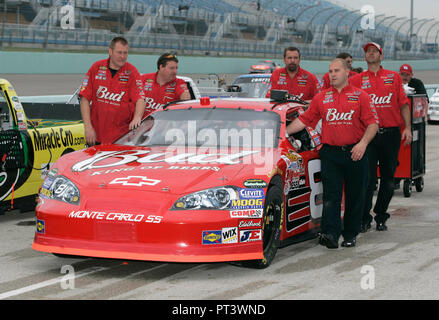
80 76 89 92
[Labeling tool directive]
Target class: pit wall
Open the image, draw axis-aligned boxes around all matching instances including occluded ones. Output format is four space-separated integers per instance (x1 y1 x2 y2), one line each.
1 51 438 74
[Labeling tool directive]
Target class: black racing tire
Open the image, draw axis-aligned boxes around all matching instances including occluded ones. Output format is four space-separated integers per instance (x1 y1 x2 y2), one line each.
240 179 283 269
415 177 424 192
403 179 412 198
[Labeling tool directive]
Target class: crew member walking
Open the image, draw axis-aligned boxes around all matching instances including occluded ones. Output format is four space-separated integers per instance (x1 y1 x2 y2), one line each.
350 42 412 232
287 58 379 248
266 46 320 101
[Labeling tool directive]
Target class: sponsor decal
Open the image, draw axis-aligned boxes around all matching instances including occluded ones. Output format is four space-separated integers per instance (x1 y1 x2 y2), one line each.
282 152 305 194
370 93 393 106
230 209 263 218
36 219 45 234
72 150 258 172
243 179 267 188
145 97 165 111
32 128 85 151
326 108 355 122
89 165 221 176
41 162 53 179
96 86 125 103
238 219 262 229
231 198 263 210
202 230 222 244
109 176 161 187
239 229 262 242
347 95 359 102
41 177 54 189
68 211 163 223
47 168 58 178
238 188 264 199
39 187 51 198
222 227 238 244
323 94 334 104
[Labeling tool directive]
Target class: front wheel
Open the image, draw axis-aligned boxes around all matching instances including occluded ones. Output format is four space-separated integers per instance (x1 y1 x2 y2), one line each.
240 181 283 269
403 179 412 198
415 177 424 192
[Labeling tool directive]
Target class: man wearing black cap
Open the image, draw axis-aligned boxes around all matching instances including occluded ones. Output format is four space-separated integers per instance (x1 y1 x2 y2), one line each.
350 42 412 232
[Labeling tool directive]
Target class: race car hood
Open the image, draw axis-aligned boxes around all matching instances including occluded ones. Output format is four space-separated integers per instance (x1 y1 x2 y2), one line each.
55 145 272 195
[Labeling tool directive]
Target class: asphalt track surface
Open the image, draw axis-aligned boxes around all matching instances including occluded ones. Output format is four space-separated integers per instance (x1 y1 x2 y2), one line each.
0 73 439 301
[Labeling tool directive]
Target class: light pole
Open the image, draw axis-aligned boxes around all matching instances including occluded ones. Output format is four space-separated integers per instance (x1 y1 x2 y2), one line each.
410 0 414 37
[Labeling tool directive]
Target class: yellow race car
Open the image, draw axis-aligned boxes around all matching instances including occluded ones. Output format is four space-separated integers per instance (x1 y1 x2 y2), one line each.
0 79 86 213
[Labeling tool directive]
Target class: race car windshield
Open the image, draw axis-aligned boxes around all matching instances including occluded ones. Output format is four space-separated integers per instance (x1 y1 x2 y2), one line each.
232 77 271 98
236 83 270 98
116 108 280 148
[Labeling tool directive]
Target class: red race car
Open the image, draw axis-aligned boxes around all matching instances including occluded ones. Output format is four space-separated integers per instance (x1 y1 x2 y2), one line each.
249 60 280 74
33 96 323 268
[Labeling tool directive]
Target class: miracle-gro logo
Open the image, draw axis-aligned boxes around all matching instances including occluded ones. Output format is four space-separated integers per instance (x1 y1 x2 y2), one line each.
32 128 76 151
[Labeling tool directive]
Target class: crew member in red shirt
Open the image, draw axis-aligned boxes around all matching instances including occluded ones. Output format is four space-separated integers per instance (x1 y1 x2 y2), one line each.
321 52 357 89
142 53 190 117
79 37 146 145
287 58 379 248
266 46 320 101
350 42 412 232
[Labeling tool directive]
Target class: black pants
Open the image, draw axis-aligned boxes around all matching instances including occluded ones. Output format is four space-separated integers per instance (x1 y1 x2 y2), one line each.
319 144 369 241
362 127 401 224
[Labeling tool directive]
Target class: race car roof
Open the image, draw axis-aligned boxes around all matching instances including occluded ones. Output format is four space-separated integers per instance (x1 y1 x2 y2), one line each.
165 97 303 114
167 97 273 110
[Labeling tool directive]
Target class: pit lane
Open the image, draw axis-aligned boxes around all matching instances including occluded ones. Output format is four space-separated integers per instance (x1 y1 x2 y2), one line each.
0 73 439 300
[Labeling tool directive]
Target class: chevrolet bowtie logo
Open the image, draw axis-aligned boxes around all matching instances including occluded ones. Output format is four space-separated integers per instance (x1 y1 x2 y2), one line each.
109 176 161 187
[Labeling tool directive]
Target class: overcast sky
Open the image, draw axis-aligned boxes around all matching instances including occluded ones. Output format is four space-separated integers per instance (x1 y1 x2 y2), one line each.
330 0 439 20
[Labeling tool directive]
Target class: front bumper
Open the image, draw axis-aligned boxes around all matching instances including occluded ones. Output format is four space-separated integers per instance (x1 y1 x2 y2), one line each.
33 199 263 263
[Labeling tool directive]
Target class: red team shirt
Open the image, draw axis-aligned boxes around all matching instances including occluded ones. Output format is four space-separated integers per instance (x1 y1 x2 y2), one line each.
299 85 379 146
266 67 321 100
349 67 409 128
79 58 145 144
141 73 189 117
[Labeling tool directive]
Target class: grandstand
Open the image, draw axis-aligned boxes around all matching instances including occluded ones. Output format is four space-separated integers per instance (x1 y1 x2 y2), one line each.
0 0 438 59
